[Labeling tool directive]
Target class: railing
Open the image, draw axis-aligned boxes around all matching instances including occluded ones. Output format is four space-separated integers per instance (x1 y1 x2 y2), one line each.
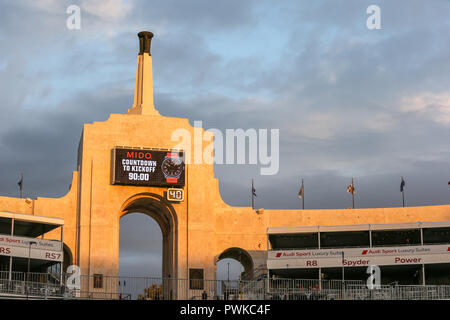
266 279 450 300
0 271 67 299
1 271 450 300
250 265 267 280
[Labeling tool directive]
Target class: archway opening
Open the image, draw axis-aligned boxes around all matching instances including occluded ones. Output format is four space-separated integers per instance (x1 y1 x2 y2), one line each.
217 259 245 281
119 213 162 277
216 248 254 299
62 243 73 274
118 193 178 300
217 248 254 280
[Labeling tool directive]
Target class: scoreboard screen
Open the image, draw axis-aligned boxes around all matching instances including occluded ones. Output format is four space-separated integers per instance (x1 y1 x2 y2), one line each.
111 148 185 187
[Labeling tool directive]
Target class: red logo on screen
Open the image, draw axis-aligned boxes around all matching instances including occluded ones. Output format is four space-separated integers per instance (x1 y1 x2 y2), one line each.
362 250 368 255
447 247 450 251
126 151 152 159
167 153 179 158
276 253 282 258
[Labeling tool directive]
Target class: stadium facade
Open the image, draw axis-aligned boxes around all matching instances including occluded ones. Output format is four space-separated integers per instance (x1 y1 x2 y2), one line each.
0 31 449 298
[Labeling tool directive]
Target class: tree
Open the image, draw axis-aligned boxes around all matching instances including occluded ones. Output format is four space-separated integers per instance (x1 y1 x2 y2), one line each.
139 283 163 300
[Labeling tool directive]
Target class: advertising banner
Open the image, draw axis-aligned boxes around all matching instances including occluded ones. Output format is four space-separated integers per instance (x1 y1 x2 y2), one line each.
0 235 62 251
0 234 63 262
267 244 450 269
0 245 63 262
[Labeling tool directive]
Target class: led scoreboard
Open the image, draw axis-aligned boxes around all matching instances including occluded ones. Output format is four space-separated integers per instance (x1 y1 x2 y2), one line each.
111 148 185 187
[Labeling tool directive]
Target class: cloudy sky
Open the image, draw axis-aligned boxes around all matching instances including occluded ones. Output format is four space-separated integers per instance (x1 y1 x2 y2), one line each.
1 0 450 278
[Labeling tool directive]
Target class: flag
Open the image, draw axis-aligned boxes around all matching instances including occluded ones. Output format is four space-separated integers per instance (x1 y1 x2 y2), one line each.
347 182 356 195
18 173 23 198
400 177 406 192
298 182 304 199
251 179 257 210
18 174 23 190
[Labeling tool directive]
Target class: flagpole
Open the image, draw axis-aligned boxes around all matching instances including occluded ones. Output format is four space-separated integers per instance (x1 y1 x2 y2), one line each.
302 179 304 210
401 176 405 207
19 172 23 199
352 177 355 209
252 179 255 210
402 190 405 207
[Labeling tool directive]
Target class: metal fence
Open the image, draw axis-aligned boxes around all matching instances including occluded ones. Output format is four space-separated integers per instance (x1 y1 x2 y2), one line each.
0 271 65 299
1 271 450 300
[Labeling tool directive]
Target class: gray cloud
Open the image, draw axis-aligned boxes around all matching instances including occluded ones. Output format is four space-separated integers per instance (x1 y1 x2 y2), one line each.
0 0 449 277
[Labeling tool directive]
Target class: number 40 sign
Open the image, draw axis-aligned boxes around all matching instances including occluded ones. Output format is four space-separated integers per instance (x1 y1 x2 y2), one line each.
167 188 184 202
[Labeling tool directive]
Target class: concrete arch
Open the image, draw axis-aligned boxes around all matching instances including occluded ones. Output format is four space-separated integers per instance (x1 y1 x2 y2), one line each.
217 247 254 280
63 243 73 273
119 193 178 284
